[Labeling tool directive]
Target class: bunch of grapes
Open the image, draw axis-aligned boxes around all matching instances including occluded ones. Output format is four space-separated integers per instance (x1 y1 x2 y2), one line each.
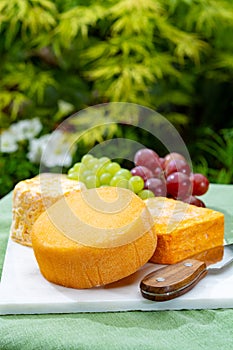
131 148 209 207
67 149 209 207
67 154 154 199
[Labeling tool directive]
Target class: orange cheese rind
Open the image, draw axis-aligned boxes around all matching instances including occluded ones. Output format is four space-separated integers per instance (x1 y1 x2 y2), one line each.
145 197 224 264
31 187 157 289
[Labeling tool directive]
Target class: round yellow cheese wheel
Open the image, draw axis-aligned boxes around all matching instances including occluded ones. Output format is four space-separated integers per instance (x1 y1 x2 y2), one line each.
31 187 157 288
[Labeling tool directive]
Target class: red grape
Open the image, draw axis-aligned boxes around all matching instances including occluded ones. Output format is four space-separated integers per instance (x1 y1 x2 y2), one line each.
134 148 161 171
144 178 167 197
131 166 153 182
190 173 209 196
183 196 206 207
153 166 164 179
165 159 191 177
131 148 210 204
164 152 186 168
159 157 165 169
166 172 192 200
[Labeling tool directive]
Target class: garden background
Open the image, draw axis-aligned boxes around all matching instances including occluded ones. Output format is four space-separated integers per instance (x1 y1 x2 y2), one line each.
0 0 233 198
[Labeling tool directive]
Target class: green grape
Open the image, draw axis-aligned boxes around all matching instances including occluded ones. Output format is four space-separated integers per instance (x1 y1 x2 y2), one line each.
98 157 111 166
81 154 93 165
68 157 129 190
128 176 144 193
68 167 75 175
96 163 109 177
80 170 93 182
115 168 132 180
110 175 128 188
67 172 80 181
92 163 101 174
85 175 100 189
100 172 112 185
68 163 86 181
72 162 87 174
73 162 82 172
96 157 111 176
137 189 155 200
80 163 87 171
86 158 99 170
105 162 121 175
68 166 81 180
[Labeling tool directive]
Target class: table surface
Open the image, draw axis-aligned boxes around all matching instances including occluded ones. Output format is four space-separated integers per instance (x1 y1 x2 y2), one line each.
0 184 233 350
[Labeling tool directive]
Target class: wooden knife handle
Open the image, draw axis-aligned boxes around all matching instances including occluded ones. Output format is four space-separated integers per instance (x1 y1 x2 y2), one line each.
140 259 208 302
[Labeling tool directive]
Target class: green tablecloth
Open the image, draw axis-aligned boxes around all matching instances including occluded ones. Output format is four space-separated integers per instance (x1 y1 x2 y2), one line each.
1 185 233 350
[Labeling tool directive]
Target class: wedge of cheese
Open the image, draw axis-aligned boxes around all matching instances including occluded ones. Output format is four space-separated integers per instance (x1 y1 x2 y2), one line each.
145 197 224 264
10 173 85 247
31 187 157 289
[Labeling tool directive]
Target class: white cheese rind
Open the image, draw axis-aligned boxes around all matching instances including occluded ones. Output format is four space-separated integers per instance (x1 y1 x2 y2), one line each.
10 173 85 246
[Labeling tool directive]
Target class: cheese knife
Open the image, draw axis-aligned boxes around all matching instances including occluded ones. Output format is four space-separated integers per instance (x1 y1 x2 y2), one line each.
140 243 233 302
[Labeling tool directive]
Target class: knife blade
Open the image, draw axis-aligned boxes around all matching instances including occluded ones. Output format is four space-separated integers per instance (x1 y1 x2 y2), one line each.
140 244 233 302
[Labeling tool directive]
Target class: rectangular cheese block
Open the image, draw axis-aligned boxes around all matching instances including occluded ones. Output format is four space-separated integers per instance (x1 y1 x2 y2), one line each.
145 197 224 264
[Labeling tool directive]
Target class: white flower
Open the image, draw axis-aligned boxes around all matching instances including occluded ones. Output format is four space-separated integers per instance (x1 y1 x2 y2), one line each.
27 134 50 164
27 130 75 168
0 130 18 153
42 130 74 168
10 117 43 141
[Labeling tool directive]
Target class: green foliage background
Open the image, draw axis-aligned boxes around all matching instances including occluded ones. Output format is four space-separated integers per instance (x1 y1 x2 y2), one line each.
1 0 233 196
